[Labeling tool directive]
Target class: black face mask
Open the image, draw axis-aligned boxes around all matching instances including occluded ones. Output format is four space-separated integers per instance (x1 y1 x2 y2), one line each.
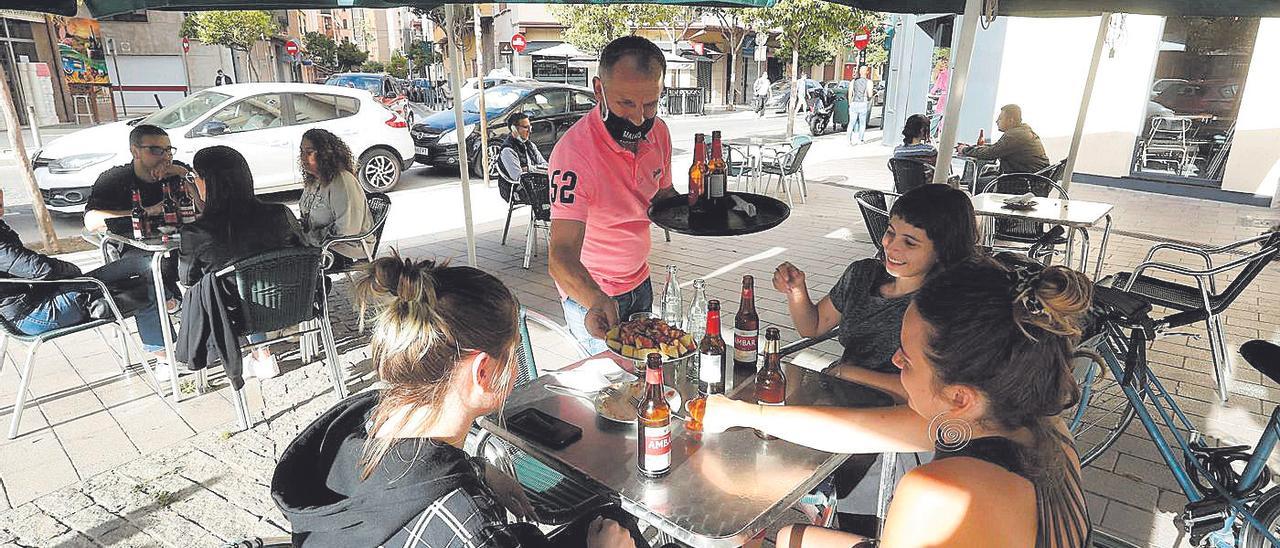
600 87 655 146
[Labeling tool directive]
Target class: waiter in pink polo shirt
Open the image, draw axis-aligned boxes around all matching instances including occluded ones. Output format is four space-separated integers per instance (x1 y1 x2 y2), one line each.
549 36 677 353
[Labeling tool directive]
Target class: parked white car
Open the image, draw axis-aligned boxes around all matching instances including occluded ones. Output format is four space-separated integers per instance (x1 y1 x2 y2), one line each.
34 83 415 214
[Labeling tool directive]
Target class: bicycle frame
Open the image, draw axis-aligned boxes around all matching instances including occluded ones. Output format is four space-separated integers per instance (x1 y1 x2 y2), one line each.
1093 318 1280 545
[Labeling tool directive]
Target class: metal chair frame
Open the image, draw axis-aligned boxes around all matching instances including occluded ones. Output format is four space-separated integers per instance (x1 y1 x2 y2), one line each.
0 277 158 439
319 192 392 273
886 158 933 194
854 189 899 257
760 136 813 207
979 173 1070 260
211 247 348 431
1109 231 1280 402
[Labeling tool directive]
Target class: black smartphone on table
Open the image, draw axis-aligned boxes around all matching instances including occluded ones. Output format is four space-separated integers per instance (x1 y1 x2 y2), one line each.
508 408 582 449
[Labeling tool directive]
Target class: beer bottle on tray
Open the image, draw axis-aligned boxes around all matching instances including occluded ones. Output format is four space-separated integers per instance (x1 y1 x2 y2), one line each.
734 275 759 375
707 131 727 206
754 327 786 441
688 133 706 207
637 353 672 478
130 188 149 239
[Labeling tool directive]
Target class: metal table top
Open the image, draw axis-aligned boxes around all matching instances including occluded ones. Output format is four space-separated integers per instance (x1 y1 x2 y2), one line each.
85 230 181 253
972 192 1114 228
480 353 893 547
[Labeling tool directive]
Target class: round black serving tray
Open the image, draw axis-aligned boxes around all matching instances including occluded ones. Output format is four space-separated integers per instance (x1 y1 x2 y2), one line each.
648 192 791 237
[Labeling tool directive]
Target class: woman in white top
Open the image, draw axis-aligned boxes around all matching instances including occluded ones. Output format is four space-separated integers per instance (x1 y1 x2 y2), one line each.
298 128 373 268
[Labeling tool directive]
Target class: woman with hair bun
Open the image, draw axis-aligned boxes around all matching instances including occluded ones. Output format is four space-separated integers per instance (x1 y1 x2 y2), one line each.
704 255 1093 548
272 254 643 548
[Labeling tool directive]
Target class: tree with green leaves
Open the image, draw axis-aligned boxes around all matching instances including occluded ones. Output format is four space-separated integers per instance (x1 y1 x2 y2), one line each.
360 60 385 73
181 11 277 82
548 5 640 53
335 40 368 72
385 52 409 78
302 31 337 73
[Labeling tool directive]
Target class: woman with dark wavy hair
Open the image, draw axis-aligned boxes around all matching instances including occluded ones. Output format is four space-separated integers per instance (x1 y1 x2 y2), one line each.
299 128 372 267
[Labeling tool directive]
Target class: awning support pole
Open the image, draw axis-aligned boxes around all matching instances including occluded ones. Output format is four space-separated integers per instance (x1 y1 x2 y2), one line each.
447 4 478 267
1061 13 1112 193
933 0 983 186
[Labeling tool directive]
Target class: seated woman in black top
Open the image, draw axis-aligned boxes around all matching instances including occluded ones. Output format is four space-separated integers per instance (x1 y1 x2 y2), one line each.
705 256 1093 548
771 184 977 399
179 145 304 380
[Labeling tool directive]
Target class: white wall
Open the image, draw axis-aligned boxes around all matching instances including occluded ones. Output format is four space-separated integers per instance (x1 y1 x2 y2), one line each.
1220 17 1280 201
1075 15 1164 179
107 55 188 115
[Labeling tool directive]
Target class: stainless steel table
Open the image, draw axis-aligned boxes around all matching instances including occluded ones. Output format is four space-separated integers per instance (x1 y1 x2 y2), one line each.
479 353 894 547
971 192 1114 280
85 230 182 400
724 136 792 194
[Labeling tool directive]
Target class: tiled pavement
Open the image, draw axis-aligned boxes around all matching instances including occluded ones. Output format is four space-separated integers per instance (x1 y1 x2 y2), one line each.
2 129 1279 547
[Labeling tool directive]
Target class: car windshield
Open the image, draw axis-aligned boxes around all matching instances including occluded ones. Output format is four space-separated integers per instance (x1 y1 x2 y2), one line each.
326 75 382 94
141 91 231 129
462 87 529 116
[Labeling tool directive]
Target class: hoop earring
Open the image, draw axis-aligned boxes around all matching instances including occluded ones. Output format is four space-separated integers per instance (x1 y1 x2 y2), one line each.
928 411 973 452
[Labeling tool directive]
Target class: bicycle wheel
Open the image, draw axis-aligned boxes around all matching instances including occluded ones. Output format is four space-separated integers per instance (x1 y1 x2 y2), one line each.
1065 344 1137 467
1240 486 1280 548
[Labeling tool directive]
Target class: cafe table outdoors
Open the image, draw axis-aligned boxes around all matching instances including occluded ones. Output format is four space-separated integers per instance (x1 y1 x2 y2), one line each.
724 135 794 194
83 227 183 400
971 192 1114 280
477 351 895 547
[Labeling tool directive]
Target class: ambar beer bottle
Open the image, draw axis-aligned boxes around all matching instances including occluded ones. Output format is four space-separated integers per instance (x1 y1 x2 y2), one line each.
176 179 197 224
688 133 706 207
754 327 786 441
637 353 672 478
130 188 148 239
698 300 727 395
161 180 179 226
734 275 760 375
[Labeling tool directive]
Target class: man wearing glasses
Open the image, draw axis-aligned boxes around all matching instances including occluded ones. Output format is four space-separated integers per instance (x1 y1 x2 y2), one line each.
496 112 549 207
83 124 192 232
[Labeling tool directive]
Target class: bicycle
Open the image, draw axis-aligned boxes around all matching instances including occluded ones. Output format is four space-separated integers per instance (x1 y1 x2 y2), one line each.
1067 284 1280 547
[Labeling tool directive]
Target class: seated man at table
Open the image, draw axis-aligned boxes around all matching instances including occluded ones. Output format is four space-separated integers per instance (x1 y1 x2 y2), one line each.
497 112 551 219
83 124 194 299
0 189 166 356
958 104 1050 175
273 254 647 548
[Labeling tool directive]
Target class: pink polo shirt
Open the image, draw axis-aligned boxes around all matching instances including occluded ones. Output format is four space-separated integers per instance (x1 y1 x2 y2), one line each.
549 106 673 297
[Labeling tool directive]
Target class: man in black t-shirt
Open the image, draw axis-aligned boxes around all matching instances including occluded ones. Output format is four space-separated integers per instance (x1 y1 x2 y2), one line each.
84 124 192 232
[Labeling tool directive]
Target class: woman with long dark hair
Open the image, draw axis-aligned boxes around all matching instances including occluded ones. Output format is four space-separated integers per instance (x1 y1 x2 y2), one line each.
298 128 372 267
772 184 977 399
892 114 937 165
706 256 1093 548
178 145 304 379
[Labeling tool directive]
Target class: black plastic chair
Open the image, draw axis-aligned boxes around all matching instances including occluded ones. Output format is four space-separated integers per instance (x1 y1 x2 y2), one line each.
213 247 347 430
979 173 1070 253
1101 230 1280 402
1036 159 1067 182
471 308 606 525
0 277 151 439
854 189 898 256
887 158 933 194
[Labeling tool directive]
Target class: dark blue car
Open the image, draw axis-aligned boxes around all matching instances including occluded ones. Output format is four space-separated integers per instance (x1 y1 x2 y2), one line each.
409 81 596 176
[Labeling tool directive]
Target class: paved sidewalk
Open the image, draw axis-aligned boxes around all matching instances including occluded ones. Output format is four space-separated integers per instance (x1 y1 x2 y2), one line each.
1 130 1278 547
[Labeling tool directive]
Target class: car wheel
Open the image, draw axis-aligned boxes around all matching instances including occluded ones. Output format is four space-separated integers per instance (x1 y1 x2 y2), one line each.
357 148 402 192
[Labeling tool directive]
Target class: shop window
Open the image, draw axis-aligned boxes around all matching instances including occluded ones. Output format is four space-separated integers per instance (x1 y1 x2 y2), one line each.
1132 17 1259 186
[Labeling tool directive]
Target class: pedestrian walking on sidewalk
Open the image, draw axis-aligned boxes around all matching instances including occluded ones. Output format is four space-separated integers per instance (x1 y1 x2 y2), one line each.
753 73 771 116
214 69 233 86
848 65 873 145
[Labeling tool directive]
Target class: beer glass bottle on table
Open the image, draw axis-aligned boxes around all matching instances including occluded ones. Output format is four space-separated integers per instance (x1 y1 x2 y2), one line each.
733 275 760 382
130 188 149 239
659 264 682 328
754 327 786 441
686 279 708 349
176 179 197 224
637 353 672 478
686 299 726 432
162 181 180 226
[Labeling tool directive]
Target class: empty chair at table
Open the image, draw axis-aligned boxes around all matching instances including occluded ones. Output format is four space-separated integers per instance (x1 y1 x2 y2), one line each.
272 254 649 548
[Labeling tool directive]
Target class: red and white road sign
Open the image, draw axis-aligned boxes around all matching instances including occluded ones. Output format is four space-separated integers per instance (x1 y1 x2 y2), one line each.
853 27 870 50
182 37 190 54
511 33 527 53
285 40 300 56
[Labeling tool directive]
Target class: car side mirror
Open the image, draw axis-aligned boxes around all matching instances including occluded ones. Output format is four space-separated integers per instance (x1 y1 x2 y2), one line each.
195 120 229 137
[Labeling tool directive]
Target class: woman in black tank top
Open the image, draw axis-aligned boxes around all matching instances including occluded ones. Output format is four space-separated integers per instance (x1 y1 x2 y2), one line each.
701 255 1093 548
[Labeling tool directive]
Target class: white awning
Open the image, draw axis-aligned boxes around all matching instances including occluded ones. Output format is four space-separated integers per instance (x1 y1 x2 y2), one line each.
530 42 595 60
